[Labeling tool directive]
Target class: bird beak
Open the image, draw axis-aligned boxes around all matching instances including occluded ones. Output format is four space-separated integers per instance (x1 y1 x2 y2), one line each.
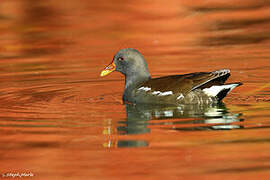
100 62 116 77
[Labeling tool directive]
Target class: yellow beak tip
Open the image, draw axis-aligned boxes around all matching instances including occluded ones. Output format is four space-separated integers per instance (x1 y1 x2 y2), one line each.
100 70 112 77
100 62 116 77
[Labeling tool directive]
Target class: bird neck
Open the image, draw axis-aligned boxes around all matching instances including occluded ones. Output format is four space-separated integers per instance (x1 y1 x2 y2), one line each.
123 73 150 103
124 72 151 90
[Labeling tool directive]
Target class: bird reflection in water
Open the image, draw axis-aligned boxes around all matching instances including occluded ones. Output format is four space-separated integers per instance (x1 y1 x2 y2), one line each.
115 103 243 148
118 103 243 134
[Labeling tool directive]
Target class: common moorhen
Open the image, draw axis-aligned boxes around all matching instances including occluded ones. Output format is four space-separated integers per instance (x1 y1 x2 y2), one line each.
101 48 242 105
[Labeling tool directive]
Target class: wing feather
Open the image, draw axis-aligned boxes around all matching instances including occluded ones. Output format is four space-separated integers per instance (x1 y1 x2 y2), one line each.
137 69 231 95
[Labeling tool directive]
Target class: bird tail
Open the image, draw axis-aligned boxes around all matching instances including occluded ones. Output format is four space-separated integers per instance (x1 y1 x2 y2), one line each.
202 82 242 101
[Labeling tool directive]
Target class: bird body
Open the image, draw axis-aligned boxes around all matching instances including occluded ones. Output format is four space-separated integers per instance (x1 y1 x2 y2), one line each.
101 48 242 105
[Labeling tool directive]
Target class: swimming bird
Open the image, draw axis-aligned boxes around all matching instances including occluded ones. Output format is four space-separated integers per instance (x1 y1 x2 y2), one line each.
100 48 242 105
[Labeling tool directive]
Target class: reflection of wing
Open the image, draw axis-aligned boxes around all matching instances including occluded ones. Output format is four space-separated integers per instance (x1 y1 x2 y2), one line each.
138 69 230 95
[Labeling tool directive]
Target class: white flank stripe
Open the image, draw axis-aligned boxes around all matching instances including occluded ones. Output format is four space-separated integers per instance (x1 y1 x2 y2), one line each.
159 91 173 96
152 91 161 95
152 91 173 96
203 84 238 97
138 87 151 91
177 94 184 100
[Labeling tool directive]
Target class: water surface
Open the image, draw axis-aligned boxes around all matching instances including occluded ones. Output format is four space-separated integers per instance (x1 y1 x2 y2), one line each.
0 1 270 179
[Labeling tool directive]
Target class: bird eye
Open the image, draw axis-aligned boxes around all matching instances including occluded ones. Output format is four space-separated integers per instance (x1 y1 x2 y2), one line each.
118 57 124 61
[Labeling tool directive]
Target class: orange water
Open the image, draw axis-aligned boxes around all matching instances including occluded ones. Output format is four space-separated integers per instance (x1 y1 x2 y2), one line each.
0 1 270 179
